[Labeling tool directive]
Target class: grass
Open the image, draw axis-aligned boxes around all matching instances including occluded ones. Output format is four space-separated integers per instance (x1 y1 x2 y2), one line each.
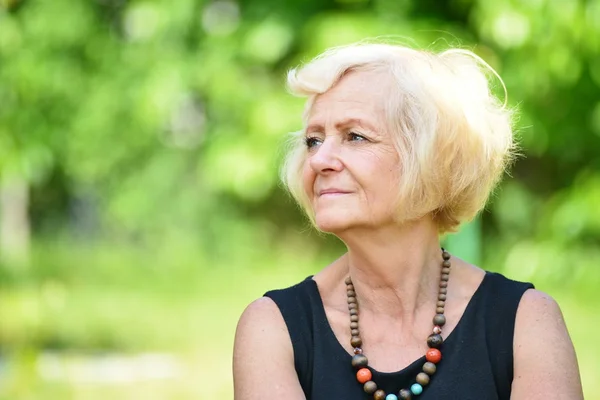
0 238 598 399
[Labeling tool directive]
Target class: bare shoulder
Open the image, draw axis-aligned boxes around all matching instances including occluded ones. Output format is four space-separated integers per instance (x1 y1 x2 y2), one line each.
236 296 289 335
233 297 306 400
511 289 583 399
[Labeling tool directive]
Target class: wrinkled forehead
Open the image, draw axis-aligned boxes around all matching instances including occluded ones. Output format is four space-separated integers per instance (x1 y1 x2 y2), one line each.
305 69 392 126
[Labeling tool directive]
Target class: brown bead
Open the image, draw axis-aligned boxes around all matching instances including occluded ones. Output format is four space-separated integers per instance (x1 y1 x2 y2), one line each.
442 267 450 275
350 321 359 329
347 290 355 297
439 281 448 288
351 354 368 368
439 287 447 294
436 307 444 314
354 347 363 354
351 328 359 336
351 336 363 348
416 372 430 386
363 381 377 394
350 308 358 316
348 302 357 310
442 260 451 267
345 276 352 285
427 333 443 348
438 293 446 301
441 273 449 281
399 388 412 399
347 284 354 291
442 251 451 260
347 296 356 304
423 361 437 375
374 390 386 400
433 314 446 326
436 300 445 307
351 315 358 322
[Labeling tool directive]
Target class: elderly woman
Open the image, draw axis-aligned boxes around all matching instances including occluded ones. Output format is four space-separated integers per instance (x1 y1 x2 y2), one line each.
232 42 583 400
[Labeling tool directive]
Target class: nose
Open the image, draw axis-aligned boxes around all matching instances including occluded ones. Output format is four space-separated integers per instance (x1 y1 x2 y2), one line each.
309 137 343 173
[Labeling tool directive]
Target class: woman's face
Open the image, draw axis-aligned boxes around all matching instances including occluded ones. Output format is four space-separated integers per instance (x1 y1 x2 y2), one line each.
302 70 401 234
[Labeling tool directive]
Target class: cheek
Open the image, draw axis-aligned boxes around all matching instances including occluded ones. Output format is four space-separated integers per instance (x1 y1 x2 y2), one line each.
301 160 315 197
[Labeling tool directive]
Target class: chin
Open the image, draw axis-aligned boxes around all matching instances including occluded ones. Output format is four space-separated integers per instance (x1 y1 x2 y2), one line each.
314 211 357 233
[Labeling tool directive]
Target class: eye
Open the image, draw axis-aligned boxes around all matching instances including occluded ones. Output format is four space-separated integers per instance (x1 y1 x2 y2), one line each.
348 132 367 142
304 136 322 148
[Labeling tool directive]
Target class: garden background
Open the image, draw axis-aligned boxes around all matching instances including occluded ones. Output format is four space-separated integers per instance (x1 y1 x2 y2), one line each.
1 0 600 398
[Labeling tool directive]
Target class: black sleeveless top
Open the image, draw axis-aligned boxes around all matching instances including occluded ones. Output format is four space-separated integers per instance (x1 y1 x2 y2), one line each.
264 271 534 400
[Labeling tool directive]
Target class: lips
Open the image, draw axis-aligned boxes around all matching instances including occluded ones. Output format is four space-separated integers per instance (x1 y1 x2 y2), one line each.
318 189 351 196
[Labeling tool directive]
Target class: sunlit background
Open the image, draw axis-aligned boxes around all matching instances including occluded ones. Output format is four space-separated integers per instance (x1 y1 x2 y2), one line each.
1 0 599 398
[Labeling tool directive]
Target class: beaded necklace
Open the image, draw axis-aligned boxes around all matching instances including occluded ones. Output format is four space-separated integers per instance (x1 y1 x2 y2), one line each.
345 248 451 400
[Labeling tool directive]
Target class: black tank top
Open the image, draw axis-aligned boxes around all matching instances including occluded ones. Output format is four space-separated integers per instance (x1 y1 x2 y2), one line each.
264 271 534 400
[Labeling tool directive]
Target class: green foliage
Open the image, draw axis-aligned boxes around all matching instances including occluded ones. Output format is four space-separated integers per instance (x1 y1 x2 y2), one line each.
1 0 600 398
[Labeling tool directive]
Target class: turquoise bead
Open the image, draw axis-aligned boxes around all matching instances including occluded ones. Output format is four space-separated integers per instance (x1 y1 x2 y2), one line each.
411 383 423 395
386 395 398 400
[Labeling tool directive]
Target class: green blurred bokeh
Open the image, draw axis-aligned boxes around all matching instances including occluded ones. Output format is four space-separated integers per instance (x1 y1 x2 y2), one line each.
1 0 599 398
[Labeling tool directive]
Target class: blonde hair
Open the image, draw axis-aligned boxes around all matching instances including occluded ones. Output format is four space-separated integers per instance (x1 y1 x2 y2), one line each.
281 42 516 234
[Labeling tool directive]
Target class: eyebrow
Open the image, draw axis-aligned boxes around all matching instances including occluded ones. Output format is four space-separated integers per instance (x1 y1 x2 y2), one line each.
305 118 377 134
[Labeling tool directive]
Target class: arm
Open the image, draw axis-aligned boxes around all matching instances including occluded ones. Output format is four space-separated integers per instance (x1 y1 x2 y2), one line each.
233 297 307 400
511 289 584 399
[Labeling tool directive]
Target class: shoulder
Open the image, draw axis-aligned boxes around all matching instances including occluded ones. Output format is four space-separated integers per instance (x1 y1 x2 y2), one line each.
516 288 562 322
234 276 315 362
236 296 288 334
511 289 583 399
233 297 306 399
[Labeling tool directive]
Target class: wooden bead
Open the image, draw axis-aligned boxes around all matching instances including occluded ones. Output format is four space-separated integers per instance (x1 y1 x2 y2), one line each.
364 380 377 394
442 267 450 275
398 388 412 399
374 390 386 400
427 333 443 348
433 314 446 326
350 308 358 316
426 348 442 364
422 361 437 375
436 300 445 307
441 273 449 281
347 284 354 291
436 307 444 314
442 260 451 267
348 303 357 310
350 321 359 328
438 294 446 301
442 251 451 260
356 368 372 383
348 296 357 304
439 287 447 294
351 354 368 368
347 290 355 297
351 328 359 336
416 372 430 386
345 276 352 285
439 281 448 288
351 336 362 348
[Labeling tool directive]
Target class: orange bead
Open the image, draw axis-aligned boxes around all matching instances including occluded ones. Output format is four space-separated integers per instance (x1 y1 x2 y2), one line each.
426 348 442 364
356 368 372 383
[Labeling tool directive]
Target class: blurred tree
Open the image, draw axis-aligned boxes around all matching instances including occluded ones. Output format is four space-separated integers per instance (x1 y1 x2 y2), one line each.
0 0 598 276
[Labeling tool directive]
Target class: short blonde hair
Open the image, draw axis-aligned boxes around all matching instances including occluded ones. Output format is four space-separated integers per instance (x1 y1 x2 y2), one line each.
281 42 516 234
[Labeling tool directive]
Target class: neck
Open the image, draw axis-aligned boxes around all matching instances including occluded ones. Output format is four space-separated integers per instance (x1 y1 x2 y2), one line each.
338 217 442 319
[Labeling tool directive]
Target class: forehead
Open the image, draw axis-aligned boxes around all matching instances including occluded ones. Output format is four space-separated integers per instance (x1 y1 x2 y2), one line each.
307 70 390 123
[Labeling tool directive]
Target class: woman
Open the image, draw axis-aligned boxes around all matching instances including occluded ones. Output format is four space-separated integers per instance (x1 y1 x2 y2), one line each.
232 42 583 399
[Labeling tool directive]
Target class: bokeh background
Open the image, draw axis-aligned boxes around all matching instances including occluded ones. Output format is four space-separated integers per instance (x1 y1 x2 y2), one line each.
1 0 599 398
